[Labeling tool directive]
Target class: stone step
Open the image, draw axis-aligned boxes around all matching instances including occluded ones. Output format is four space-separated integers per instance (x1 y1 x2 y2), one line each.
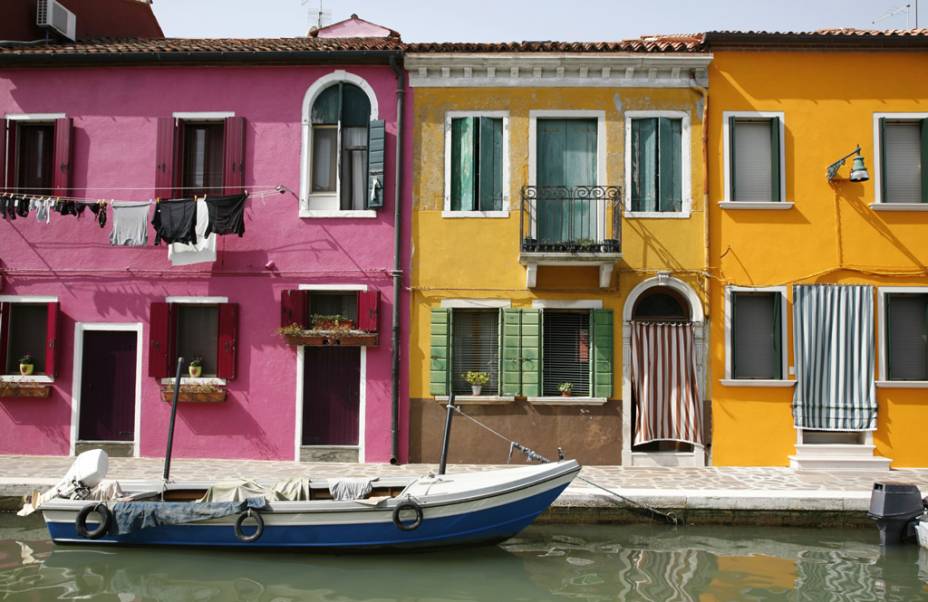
794 444 877 458
788 454 892 471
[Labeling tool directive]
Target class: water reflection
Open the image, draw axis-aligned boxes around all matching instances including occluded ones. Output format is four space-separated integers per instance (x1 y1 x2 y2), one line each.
1 516 927 601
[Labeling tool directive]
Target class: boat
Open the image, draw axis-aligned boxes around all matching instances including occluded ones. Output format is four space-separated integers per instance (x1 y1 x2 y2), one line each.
27 450 580 550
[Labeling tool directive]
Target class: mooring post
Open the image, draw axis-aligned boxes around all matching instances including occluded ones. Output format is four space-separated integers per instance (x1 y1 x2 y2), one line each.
438 393 456 475
162 356 184 483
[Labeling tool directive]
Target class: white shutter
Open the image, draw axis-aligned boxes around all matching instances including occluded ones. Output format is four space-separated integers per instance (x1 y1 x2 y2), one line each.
883 122 922 203
733 120 773 202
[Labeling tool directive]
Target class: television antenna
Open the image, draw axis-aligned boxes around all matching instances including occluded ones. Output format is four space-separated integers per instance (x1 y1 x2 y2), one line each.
872 1 919 28
302 0 332 30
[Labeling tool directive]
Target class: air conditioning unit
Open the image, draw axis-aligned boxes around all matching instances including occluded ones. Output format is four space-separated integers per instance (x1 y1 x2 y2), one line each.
36 0 77 42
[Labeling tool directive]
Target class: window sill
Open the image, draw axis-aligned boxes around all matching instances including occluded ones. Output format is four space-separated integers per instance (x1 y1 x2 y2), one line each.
441 210 510 219
719 379 796 388
160 377 227 386
869 203 928 212
435 395 515 405
300 210 378 219
527 396 608 406
624 211 692 220
0 375 54 384
719 201 794 210
876 380 928 389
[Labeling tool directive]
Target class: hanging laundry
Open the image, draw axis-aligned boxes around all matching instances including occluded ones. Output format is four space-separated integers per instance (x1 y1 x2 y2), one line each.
204 193 247 237
0 195 16 220
151 198 197 245
54 199 87 217
109 201 151 247
88 201 107 228
31 198 53 224
14 197 30 218
168 197 216 266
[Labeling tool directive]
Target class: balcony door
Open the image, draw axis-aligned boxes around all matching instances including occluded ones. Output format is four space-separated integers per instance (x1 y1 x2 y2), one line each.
536 119 597 244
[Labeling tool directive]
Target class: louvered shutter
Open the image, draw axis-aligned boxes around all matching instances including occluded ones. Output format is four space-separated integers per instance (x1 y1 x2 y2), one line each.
770 117 781 203
154 117 176 200
591 309 613 398
148 302 174 378
450 117 475 211
217 303 239 379
44 301 60 377
0 303 9 373
500 308 522 396
728 116 737 201
879 118 888 203
430 308 451 396
52 117 72 197
367 119 385 209
280 289 310 329
520 309 541 397
223 116 245 195
732 119 774 202
357 290 379 332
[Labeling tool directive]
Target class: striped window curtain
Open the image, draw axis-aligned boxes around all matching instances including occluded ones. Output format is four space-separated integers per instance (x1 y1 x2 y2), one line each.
792 285 876 431
630 322 703 445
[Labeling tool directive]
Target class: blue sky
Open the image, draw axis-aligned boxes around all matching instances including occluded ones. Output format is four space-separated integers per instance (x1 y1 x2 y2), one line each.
151 0 924 41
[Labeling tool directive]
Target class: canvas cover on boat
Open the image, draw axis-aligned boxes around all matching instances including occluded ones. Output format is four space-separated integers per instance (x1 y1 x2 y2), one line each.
196 478 313 503
112 497 267 535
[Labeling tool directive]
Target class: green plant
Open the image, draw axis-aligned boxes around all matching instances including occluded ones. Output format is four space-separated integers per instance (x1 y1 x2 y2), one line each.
18 353 34 365
277 323 305 336
463 371 490 386
558 382 573 394
311 314 355 330
189 357 203 368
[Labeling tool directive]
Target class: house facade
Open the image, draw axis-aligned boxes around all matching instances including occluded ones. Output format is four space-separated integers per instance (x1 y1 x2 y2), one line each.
0 16 411 463
706 30 928 469
405 41 714 466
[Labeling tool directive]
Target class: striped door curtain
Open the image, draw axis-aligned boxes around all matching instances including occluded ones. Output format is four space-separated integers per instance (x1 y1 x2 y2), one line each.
792 285 876 431
631 322 703 445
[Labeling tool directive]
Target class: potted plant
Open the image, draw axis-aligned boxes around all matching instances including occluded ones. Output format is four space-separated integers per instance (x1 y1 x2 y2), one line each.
463 371 490 396
188 357 203 378
19 353 35 376
311 314 355 331
558 382 573 397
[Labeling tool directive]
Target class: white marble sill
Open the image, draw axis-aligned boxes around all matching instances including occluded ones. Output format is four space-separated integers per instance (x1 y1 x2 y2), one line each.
527 396 608 406
435 395 515 405
719 379 797 388
160 377 227 386
624 211 692 220
719 201 795 210
0 375 53 383
299 209 378 219
441 210 510 219
869 203 928 212
876 380 928 388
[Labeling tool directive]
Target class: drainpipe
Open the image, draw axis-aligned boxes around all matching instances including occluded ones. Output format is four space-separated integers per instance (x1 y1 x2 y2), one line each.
388 53 405 465
690 73 709 305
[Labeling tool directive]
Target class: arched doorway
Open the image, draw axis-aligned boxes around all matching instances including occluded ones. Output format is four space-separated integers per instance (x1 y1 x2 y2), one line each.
622 277 706 466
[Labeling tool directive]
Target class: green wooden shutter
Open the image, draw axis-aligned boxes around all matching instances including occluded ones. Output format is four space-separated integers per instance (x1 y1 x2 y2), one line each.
430 308 451 396
730 292 739 378
477 117 503 211
728 116 737 201
631 118 657 212
771 294 782 379
500 308 522 396
591 309 614 398
521 309 541 397
367 119 385 209
921 119 928 203
451 117 476 211
770 118 781 203
658 117 682 212
879 118 888 204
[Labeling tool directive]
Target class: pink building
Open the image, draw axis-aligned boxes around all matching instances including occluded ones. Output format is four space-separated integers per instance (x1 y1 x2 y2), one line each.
0 15 411 463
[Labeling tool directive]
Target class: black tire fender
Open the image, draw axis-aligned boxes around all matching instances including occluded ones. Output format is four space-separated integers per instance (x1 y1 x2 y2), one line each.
75 503 111 539
233 509 264 543
392 500 423 531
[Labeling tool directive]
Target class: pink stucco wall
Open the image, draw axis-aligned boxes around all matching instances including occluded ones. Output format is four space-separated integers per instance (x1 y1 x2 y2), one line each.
0 64 411 462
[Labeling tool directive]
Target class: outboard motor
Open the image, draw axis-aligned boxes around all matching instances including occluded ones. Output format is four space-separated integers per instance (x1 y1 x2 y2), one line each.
868 482 926 545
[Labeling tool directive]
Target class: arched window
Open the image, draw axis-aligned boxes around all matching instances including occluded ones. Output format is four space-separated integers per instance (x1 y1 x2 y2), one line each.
632 287 690 322
310 83 372 210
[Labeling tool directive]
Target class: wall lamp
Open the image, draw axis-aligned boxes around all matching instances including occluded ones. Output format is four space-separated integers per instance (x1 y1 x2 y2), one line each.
826 145 870 182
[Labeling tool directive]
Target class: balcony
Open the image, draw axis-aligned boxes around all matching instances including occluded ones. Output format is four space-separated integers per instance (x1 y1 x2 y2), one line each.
519 185 622 288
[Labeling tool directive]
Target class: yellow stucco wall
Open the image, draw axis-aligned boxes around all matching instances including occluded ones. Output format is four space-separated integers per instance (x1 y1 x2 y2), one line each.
409 84 709 405
708 51 928 467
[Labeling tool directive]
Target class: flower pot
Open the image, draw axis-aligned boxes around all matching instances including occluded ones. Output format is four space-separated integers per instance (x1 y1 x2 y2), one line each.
188 365 203 378
471 385 483 396
561 391 572 397
19 363 34 376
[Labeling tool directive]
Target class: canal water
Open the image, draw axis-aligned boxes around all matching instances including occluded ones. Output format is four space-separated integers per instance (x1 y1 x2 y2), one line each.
1 514 927 601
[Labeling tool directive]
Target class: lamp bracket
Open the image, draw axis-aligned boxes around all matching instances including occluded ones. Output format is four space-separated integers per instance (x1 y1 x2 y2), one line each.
826 145 862 181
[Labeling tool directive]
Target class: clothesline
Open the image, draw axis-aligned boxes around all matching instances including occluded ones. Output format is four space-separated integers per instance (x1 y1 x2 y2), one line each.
0 186 289 206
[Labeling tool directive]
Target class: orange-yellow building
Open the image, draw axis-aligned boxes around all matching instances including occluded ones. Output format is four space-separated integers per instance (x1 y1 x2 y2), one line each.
706 30 928 468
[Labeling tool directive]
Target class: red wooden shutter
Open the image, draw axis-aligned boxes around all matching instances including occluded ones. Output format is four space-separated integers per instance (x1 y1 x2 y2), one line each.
155 118 177 200
52 118 72 197
357 290 380 332
0 120 7 191
0 303 9 373
217 303 239 380
148 302 174 378
280 289 310 329
44 301 60 377
223 116 245 194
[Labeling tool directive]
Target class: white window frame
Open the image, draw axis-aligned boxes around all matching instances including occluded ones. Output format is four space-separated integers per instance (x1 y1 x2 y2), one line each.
0 295 58 383
160 296 229 385
623 110 692 219
442 111 510 218
877 287 928 388
300 70 380 219
721 286 795 388
293 283 371 462
528 110 607 239
720 111 792 210
871 113 928 211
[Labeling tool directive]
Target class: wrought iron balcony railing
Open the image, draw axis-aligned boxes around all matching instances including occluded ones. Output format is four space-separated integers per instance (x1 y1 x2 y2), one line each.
520 185 622 255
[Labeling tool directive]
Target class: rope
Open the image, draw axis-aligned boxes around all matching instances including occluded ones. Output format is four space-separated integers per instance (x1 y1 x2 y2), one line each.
445 403 679 525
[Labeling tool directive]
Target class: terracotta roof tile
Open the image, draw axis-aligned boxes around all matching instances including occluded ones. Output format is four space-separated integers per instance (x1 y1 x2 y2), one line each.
406 35 706 53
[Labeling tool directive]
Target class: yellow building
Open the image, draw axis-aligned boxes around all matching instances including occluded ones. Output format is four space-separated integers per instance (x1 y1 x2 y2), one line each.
706 31 928 469
405 40 714 466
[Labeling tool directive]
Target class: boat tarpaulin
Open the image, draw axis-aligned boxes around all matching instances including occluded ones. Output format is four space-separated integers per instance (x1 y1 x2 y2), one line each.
112 497 267 535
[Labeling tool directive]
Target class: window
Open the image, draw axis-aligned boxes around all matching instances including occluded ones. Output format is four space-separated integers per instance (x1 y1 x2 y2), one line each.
175 304 219 377
451 310 500 395
726 115 782 203
543 311 591 397
15 124 54 195
879 118 927 204
181 121 225 197
280 289 380 334
2 116 71 196
447 115 504 212
729 290 784 380
148 301 239 379
885 293 928 381
154 115 244 200
310 292 358 325
0 300 59 377
629 117 682 212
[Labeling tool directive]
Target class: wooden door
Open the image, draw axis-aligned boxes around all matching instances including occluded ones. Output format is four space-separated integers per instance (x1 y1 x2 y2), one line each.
78 331 137 442
302 347 361 446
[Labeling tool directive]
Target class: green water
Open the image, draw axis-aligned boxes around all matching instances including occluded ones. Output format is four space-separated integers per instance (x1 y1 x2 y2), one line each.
1 514 927 601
